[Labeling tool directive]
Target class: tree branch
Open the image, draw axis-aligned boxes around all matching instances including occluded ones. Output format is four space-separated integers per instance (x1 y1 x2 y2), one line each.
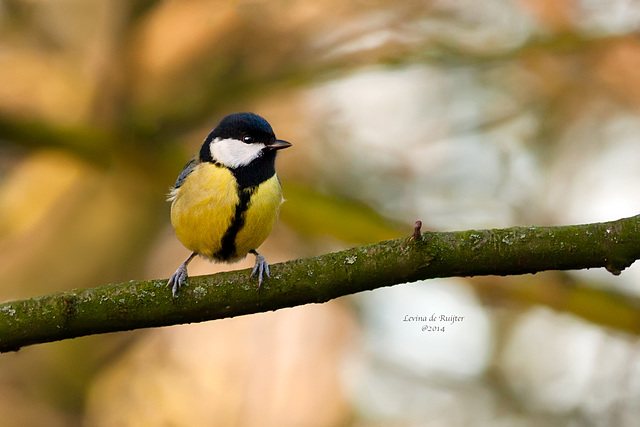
2 215 640 353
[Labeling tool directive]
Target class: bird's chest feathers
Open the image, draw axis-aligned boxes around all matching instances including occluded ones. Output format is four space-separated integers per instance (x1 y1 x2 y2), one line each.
173 163 239 212
170 162 282 260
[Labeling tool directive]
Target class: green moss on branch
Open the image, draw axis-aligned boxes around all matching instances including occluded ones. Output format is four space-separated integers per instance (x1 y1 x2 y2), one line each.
1 215 639 352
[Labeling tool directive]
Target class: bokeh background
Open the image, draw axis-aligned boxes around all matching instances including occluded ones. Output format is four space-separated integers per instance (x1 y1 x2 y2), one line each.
2 0 640 426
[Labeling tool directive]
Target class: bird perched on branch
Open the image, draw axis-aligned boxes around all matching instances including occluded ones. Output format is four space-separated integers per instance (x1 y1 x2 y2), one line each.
167 112 292 297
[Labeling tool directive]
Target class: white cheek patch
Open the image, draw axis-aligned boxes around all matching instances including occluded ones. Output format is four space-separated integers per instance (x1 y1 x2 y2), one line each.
209 137 265 168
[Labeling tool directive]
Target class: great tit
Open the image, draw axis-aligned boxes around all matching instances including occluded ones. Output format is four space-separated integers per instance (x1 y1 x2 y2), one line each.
167 112 292 297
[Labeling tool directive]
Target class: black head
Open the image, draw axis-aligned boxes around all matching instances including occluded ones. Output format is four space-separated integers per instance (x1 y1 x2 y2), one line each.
199 112 292 167
198 112 292 187
212 113 275 141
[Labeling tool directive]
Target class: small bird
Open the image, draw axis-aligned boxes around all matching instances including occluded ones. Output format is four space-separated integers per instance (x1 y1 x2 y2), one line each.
167 112 292 297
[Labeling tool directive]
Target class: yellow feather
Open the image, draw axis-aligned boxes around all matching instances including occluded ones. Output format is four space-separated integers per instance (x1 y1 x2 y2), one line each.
170 162 283 262
170 163 238 258
234 175 283 258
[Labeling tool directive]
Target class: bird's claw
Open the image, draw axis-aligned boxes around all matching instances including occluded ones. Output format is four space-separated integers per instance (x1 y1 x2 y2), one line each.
167 264 188 298
250 252 270 288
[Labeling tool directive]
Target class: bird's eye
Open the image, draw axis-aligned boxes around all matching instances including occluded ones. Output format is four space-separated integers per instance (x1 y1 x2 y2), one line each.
242 135 254 144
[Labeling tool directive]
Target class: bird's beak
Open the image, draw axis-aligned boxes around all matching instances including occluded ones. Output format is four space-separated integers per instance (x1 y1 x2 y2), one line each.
266 139 292 151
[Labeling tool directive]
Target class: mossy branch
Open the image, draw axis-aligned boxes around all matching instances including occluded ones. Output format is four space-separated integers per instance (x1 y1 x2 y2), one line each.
2 215 640 353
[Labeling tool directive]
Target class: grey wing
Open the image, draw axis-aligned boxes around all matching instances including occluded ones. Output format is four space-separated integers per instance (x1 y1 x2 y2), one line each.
167 158 198 202
173 158 198 189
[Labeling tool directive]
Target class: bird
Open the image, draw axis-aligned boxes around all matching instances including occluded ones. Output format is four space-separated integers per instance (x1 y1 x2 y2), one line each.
167 112 292 297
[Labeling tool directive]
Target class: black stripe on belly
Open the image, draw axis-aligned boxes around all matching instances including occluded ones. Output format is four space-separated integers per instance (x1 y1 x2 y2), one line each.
212 153 277 261
215 186 257 261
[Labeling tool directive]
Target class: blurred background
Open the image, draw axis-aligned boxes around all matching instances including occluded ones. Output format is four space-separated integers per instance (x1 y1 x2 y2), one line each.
2 0 640 425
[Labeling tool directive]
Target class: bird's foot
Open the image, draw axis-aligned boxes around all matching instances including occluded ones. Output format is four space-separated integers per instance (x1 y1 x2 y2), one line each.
168 252 197 298
250 250 270 288
167 264 188 298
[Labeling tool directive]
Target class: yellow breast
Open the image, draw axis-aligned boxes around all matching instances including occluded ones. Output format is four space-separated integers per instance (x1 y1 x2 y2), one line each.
234 174 283 259
170 162 282 262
